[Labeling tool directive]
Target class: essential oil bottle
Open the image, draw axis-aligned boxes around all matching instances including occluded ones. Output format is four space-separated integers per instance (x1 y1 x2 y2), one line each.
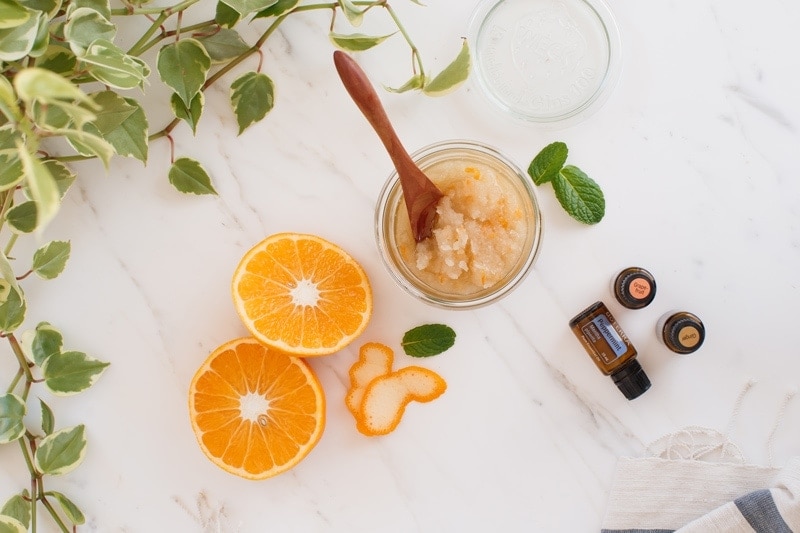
657 311 705 354
569 301 651 400
612 267 656 309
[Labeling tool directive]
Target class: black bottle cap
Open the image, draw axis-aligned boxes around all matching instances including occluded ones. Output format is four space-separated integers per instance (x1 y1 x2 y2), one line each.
614 268 656 309
610 359 651 400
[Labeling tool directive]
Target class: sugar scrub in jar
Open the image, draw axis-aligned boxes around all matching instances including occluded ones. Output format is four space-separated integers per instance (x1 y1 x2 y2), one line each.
376 140 543 309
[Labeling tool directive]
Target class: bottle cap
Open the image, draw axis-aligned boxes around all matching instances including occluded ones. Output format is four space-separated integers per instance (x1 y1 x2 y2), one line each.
613 268 656 309
610 359 651 400
662 312 705 354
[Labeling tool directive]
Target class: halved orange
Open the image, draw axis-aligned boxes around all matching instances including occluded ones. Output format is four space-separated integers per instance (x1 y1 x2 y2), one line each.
231 233 373 357
188 337 325 480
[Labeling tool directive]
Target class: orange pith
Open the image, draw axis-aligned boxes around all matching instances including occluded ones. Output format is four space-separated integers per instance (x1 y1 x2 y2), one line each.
188 337 325 480
231 233 373 357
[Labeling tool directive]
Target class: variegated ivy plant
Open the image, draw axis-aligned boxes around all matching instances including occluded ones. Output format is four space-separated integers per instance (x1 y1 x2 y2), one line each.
0 0 470 530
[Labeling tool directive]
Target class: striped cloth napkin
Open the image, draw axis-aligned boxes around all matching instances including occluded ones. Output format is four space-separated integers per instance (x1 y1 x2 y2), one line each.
601 455 799 532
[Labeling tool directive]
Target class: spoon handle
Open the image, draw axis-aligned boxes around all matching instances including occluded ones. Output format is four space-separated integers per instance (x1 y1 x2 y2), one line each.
333 51 429 194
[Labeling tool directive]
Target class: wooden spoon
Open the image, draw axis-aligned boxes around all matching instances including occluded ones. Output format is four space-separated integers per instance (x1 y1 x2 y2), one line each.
333 51 443 243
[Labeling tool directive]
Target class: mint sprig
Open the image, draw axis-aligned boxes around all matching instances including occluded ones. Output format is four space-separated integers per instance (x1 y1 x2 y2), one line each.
528 142 605 225
401 324 456 357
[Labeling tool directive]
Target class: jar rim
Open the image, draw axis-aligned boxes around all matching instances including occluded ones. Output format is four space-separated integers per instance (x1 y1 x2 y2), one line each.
375 139 543 309
468 0 622 125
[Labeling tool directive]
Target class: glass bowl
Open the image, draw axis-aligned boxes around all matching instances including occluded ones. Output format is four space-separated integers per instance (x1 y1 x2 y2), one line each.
375 140 543 309
469 0 622 125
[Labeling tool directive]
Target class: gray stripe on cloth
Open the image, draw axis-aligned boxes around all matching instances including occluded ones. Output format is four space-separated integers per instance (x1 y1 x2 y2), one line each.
600 529 674 533
734 489 793 533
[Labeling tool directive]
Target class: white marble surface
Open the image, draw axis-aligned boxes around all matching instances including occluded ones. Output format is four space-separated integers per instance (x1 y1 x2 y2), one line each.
3 0 800 531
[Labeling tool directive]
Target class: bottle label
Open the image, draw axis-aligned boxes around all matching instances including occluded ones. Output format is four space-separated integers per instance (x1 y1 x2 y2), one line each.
588 315 627 358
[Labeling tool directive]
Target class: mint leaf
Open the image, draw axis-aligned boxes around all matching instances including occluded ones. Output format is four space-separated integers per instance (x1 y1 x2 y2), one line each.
528 141 567 185
552 165 605 224
401 324 456 357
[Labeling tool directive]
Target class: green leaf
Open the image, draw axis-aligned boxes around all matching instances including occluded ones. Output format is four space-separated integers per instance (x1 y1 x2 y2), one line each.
221 0 276 16
71 0 110 20
17 140 61 230
401 323 456 357
338 0 364 26
168 157 217 195
0 248 21 299
253 0 297 18
0 155 23 191
13 67 92 106
214 0 240 27
0 0 31 29
29 10 48 57
43 351 108 395
552 165 605 224
57 126 114 167
157 38 211 108
0 288 25 332
32 240 70 279
81 39 150 90
64 7 115 55
40 399 54 435
0 393 26 443
89 90 135 132
45 159 76 198
31 322 63 366
33 99 96 130
1 493 30 529
0 515 26 533
19 0 61 17
35 44 77 75
528 141 567 185
329 31 394 52
34 425 87 475
45 492 85 525
197 28 250 63
6 201 37 233
230 71 274 135
0 76 21 121
91 93 148 161
170 91 203 135
0 11 43 62
385 73 424 94
422 39 471 96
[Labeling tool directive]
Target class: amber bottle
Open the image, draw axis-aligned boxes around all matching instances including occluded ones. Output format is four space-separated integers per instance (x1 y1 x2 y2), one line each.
569 301 651 400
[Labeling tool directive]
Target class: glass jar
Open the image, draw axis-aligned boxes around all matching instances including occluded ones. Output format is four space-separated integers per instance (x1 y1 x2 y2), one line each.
469 0 622 125
375 140 543 309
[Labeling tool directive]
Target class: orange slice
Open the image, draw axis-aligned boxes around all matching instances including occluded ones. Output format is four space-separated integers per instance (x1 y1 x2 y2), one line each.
231 233 373 357
356 366 447 436
188 337 325 480
345 342 394 417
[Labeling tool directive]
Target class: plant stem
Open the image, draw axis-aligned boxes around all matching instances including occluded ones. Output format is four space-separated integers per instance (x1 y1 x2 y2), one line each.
7 368 23 393
8 334 33 390
383 2 424 77
18 438 37 531
111 0 200 17
40 488 71 532
127 11 171 56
